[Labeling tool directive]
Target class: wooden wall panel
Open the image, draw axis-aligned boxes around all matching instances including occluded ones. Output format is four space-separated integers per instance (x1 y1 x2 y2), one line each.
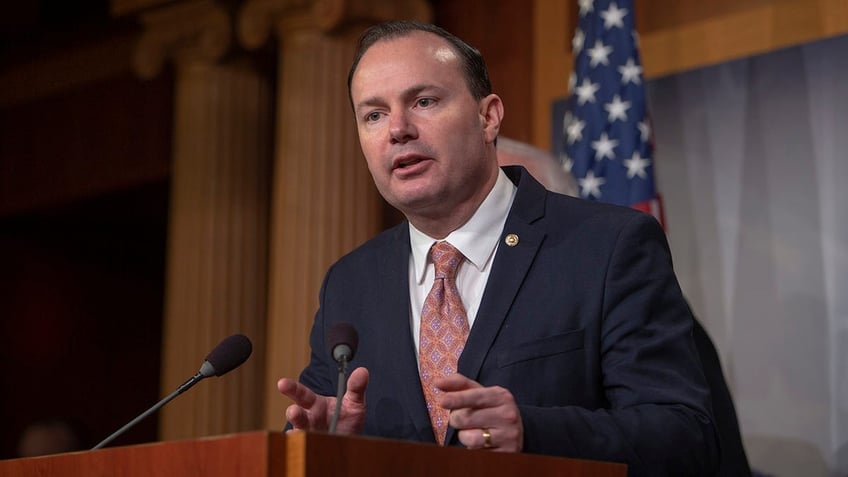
433 0 534 143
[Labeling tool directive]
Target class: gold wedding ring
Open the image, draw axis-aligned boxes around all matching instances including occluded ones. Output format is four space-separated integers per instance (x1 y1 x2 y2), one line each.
481 428 493 448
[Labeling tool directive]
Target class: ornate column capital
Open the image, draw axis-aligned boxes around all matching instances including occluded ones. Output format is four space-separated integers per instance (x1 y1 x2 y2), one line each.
238 0 431 49
133 0 231 79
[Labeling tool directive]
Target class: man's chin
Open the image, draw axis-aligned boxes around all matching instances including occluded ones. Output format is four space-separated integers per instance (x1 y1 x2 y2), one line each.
386 193 444 218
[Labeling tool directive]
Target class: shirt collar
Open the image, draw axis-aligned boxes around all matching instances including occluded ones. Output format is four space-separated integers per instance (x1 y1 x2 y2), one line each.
410 168 517 284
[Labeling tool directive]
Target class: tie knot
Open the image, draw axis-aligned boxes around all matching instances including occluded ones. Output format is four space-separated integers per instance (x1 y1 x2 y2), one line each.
430 241 464 280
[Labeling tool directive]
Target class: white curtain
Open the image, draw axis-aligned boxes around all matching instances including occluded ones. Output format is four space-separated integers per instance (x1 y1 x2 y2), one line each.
647 33 848 476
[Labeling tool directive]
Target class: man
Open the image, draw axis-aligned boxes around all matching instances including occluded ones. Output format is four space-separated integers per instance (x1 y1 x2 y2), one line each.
278 21 719 476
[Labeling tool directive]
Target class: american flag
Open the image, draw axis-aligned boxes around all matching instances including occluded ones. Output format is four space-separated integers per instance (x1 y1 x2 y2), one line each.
552 0 663 224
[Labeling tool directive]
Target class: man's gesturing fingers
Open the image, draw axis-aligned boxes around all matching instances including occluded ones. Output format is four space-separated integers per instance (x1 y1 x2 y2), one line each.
278 378 326 431
344 367 369 405
334 367 370 435
278 378 319 409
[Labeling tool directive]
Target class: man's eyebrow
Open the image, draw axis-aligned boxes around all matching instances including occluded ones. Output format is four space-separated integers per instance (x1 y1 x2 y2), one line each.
354 95 385 112
401 84 434 98
354 84 437 112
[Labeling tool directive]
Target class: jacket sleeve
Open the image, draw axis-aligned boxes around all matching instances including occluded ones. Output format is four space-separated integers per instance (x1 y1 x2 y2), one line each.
296 268 337 399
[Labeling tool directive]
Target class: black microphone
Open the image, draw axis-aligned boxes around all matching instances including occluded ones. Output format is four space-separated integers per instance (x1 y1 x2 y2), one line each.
92 334 253 450
327 322 358 434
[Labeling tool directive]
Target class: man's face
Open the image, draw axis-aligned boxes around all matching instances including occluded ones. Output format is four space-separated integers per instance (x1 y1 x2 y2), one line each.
350 31 502 226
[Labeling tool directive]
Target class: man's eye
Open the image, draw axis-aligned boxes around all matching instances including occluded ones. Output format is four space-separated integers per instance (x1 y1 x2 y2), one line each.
366 112 381 122
417 98 434 107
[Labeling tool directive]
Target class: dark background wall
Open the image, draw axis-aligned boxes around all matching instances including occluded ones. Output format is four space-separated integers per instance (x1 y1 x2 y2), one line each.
0 2 174 456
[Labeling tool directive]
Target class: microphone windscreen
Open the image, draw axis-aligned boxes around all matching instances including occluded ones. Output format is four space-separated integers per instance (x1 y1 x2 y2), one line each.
327 322 359 361
204 334 253 377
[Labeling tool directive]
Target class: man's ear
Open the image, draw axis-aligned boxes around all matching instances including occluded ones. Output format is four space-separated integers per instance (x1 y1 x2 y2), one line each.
479 94 504 143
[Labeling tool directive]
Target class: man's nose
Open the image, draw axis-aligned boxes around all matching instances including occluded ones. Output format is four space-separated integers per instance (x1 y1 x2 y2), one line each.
389 111 418 144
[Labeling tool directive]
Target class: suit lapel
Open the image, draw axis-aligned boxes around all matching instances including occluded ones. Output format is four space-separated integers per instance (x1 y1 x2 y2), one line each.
458 166 547 380
448 167 547 445
375 224 435 442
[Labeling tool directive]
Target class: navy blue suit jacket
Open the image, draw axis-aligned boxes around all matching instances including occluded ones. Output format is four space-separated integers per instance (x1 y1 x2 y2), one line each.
298 166 719 476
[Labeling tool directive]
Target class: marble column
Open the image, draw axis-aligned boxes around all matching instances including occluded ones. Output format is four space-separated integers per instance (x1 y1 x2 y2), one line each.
134 0 273 441
238 0 431 429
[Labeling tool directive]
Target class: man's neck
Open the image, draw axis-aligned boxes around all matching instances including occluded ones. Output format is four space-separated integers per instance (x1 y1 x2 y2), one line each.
408 205 479 240
406 167 500 239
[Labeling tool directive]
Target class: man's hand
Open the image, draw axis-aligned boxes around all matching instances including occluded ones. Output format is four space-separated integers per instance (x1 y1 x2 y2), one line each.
436 373 524 452
277 367 369 435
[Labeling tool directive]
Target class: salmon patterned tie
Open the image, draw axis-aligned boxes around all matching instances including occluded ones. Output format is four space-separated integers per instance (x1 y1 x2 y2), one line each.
419 241 470 445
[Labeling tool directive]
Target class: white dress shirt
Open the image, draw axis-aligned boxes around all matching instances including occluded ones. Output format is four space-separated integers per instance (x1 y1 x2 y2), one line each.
408 169 517 358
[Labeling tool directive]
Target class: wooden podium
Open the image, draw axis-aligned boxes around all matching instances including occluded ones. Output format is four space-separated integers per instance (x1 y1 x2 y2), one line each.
0 431 626 476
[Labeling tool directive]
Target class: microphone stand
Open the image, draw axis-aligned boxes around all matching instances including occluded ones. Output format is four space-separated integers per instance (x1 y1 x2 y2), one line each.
92 372 205 450
328 355 349 434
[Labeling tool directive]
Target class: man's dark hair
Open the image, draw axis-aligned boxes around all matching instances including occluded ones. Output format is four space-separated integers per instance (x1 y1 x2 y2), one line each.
347 21 493 106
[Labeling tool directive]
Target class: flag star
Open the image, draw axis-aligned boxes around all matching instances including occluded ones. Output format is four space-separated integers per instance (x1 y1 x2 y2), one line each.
604 94 631 122
578 0 594 17
572 29 585 55
579 170 605 198
575 78 600 105
618 58 643 84
562 111 574 132
591 132 619 160
623 152 652 179
637 120 651 142
600 2 628 30
586 40 613 67
560 154 574 174
566 118 586 144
